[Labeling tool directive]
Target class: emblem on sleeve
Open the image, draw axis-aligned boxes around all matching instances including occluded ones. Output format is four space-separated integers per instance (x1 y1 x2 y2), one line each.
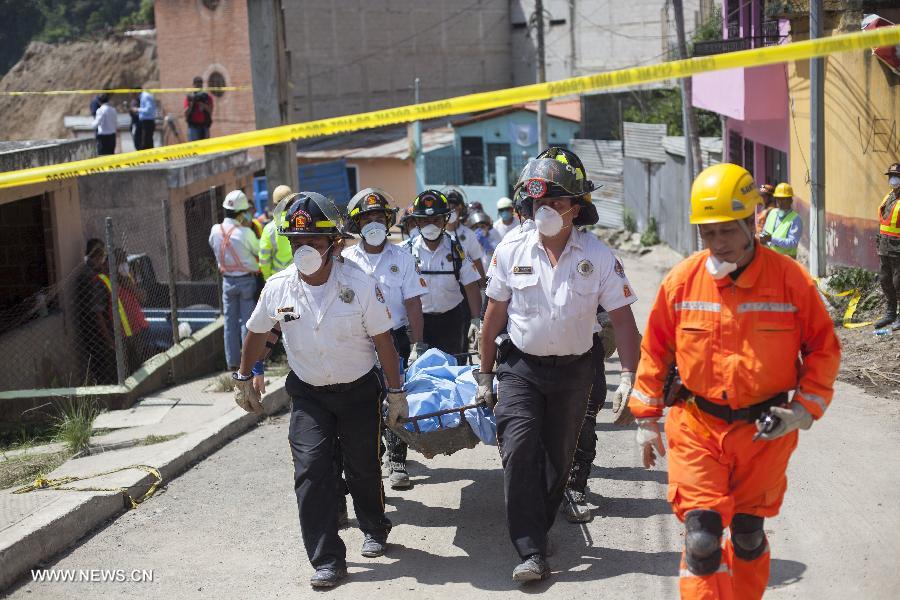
623 285 633 298
577 260 594 276
339 287 355 303
390 264 399 273
375 286 386 303
614 258 626 278
512 265 533 275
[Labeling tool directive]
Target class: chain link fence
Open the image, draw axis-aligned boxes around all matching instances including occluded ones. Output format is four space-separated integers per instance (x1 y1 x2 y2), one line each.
0 188 225 392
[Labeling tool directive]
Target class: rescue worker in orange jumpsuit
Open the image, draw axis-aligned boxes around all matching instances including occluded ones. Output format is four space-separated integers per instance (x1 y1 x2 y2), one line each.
628 163 841 599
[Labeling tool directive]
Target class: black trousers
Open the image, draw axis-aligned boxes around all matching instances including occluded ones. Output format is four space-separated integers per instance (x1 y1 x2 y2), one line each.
384 328 411 464
495 348 594 559
879 253 900 314
423 300 468 357
569 334 608 493
96 134 115 155
139 119 155 149
286 369 391 570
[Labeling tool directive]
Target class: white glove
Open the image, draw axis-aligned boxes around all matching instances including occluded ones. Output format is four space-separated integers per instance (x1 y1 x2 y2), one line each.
636 418 665 469
233 376 263 414
408 342 428 365
473 369 497 410
755 402 813 440
468 317 482 348
612 371 636 426
386 390 409 428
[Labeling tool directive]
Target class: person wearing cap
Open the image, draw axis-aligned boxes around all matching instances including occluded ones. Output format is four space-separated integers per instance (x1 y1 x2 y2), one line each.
233 191 405 589
259 185 296 280
493 197 520 239
629 163 840 599
755 184 776 237
208 189 260 369
759 183 802 258
875 162 900 330
342 188 428 489
403 190 482 357
444 187 488 283
477 147 642 582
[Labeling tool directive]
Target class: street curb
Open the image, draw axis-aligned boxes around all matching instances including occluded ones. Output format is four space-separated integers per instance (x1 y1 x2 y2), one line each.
0 377 289 592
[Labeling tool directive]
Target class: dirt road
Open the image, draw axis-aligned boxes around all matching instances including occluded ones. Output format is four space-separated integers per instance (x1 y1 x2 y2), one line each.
8 252 900 599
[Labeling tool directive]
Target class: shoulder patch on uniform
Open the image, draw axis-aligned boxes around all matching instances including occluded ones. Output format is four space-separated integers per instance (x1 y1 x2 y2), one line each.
623 284 633 298
513 265 533 275
577 259 594 276
375 286 386 303
614 258 626 278
390 264 399 273
419 277 427 288
491 255 497 266
339 287 355 303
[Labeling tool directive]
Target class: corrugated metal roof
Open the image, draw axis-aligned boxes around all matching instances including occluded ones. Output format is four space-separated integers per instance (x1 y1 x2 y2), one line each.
623 122 667 163
571 138 624 229
661 136 723 166
295 124 454 161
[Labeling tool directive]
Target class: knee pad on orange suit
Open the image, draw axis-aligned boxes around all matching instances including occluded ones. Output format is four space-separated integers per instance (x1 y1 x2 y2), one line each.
684 509 723 575
731 513 767 561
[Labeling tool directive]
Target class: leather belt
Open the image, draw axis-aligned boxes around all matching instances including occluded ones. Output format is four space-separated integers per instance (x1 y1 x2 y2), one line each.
511 346 587 367
301 369 377 393
691 393 788 424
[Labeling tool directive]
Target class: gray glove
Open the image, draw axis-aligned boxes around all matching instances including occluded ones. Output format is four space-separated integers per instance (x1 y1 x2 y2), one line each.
233 376 263 414
408 342 428 365
386 390 409 428
755 402 813 440
468 317 482 351
473 369 497 410
597 311 617 360
611 371 636 426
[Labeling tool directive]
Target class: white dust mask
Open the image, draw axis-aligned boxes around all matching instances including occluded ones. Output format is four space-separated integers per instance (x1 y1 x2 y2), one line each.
361 221 387 247
294 244 329 276
534 205 564 237
448 210 459 224
705 254 738 279
420 224 443 241
889 176 900 188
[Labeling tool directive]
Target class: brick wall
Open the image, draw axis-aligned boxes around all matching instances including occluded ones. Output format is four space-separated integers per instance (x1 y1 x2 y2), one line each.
154 0 256 140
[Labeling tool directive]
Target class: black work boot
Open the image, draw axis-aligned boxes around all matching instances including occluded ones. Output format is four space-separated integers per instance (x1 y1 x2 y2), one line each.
875 311 897 329
310 566 347 588
512 554 550 582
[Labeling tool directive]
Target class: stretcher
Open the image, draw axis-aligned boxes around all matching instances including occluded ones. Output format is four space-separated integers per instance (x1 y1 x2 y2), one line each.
387 351 488 459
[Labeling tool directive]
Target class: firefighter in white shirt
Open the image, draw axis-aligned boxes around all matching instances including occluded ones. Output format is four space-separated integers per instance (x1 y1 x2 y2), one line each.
493 196 521 239
342 188 427 490
402 190 482 356
208 189 260 369
477 147 642 582
445 188 487 282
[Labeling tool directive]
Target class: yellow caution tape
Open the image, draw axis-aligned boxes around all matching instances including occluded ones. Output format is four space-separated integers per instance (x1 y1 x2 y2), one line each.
13 464 162 509
815 279 874 329
1 25 898 190
0 86 249 96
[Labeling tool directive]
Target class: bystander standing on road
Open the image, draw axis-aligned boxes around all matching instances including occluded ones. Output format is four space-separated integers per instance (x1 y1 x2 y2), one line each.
91 94 117 156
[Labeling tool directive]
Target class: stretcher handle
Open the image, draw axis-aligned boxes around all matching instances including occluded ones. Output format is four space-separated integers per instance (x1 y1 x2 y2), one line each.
397 401 487 434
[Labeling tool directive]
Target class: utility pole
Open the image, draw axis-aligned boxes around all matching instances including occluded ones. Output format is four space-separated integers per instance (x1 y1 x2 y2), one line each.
673 0 702 252
809 0 826 277
535 0 548 151
412 78 425 193
247 0 298 202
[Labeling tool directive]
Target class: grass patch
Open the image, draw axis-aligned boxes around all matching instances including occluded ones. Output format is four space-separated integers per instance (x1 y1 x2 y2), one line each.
53 398 100 455
212 373 235 392
0 451 71 490
0 424 57 453
825 266 882 318
135 433 185 446
623 209 637 234
640 216 661 247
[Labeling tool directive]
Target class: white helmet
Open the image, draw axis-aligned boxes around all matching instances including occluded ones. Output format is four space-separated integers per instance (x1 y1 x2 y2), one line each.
223 190 250 212
497 197 514 210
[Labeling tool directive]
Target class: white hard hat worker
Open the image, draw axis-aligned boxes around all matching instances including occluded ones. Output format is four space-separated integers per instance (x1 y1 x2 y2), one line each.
272 185 293 206
497 197 514 211
223 189 250 212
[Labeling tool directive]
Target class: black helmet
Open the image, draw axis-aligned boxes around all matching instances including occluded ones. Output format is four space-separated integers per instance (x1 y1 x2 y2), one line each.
346 187 398 233
411 189 451 217
514 147 599 226
276 191 351 238
886 163 900 177
444 187 468 220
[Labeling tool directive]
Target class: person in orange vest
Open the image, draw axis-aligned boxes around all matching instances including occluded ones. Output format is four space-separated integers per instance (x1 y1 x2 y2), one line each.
628 163 841 600
875 162 900 330
208 189 260 369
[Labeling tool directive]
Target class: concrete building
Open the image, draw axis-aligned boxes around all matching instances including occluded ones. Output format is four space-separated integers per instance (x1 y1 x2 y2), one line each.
691 0 791 187
0 139 95 391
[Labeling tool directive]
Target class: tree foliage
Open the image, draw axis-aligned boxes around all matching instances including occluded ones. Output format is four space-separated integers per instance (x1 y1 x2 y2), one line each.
622 89 721 137
0 0 155 76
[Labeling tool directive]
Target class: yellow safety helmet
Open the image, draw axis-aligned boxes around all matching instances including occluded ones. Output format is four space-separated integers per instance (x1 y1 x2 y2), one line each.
689 163 762 225
772 182 794 198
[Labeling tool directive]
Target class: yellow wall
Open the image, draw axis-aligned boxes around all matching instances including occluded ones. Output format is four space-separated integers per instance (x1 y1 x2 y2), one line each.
787 17 900 269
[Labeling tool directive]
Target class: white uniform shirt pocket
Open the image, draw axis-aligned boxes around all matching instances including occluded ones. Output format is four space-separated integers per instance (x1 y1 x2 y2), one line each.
509 272 541 316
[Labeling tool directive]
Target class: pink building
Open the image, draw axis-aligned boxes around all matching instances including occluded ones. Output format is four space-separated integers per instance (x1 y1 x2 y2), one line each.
692 0 790 186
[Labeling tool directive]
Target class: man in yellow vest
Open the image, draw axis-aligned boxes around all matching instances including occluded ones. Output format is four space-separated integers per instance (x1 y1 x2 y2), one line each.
875 163 900 330
760 183 802 258
259 185 295 280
